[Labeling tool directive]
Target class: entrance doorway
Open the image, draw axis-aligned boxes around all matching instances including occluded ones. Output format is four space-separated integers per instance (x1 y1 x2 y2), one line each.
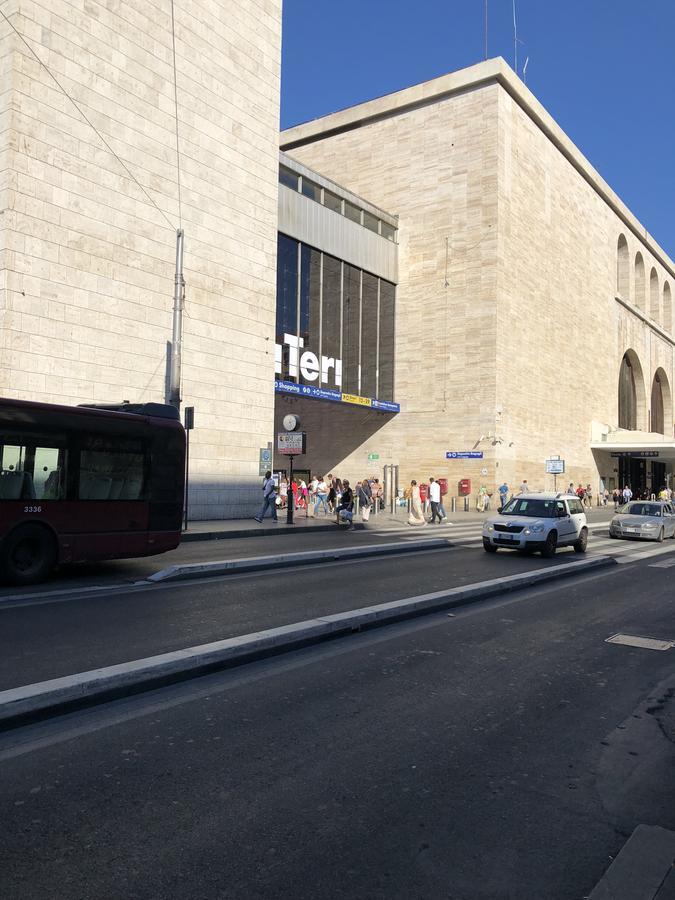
618 456 647 495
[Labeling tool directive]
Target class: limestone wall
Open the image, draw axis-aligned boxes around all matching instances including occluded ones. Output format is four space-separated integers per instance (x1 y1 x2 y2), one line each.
0 0 282 518
284 61 675 498
285 83 502 495
496 88 674 490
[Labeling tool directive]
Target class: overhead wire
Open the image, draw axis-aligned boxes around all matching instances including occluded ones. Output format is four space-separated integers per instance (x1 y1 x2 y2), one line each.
0 6 176 232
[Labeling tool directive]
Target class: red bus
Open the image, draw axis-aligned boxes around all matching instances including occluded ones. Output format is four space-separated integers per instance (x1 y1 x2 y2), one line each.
0 398 185 585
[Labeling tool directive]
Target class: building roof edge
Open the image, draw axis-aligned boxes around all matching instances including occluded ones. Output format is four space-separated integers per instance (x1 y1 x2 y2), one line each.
281 57 675 280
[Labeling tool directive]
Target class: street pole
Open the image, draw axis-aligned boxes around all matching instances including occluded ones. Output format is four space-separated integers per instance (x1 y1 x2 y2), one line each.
286 455 294 525
169 228 185 410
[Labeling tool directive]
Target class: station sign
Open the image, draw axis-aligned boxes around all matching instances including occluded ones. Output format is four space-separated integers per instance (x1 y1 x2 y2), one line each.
545 458 565 474
277 432 306 455
274 379 400 414
610 451 659 458
445 451 484 459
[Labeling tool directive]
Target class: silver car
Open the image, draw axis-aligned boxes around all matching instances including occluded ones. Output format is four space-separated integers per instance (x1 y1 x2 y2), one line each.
609 501 675 542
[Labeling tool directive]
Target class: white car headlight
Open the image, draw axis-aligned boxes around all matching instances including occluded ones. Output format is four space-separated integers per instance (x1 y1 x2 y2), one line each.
642 522 658 529
486 524 494 532
525 523 545 534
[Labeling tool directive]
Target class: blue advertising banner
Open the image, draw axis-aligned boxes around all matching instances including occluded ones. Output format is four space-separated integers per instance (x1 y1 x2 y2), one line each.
275 380 400 413
445 451 484 459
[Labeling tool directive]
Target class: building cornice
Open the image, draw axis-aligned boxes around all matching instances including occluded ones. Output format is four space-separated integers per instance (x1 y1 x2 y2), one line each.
281 58 675 282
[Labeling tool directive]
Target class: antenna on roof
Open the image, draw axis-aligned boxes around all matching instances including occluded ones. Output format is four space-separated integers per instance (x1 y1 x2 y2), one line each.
512 0 518 74
523 56 529 84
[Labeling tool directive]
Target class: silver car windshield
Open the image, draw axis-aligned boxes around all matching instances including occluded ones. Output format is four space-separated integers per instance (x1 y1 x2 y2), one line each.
501 498 562 518
619 503 661 517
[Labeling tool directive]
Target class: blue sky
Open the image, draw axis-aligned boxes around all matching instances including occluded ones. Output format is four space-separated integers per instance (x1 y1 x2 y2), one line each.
281 0 675 259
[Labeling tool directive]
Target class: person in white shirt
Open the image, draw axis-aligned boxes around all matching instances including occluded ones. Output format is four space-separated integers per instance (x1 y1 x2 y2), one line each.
428 477 442 523
314 475 330 516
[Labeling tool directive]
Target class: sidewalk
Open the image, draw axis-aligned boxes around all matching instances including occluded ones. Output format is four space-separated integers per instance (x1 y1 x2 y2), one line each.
181 504 617 542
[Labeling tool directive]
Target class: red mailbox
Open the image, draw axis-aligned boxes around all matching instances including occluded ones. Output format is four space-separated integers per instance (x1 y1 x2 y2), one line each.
458 478 471 496
419 483 429 503
437 477 448 496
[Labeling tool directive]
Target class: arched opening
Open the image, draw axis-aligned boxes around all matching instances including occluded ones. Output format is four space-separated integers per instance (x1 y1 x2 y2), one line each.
650 368 672 436
663 282 672 334
634 253 645 311
617 234 630 297
618 350 647 431
649 268 660 323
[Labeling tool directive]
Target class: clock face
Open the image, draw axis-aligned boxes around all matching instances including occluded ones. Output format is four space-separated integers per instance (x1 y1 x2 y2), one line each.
283 414 299 432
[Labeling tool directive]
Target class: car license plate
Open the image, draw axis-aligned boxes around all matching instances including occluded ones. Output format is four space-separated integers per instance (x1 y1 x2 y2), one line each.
499 534 516 541
625 527 640 533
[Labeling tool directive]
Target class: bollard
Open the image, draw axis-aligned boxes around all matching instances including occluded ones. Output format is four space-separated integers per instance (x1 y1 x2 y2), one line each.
464 496 469 512
451 497 456 513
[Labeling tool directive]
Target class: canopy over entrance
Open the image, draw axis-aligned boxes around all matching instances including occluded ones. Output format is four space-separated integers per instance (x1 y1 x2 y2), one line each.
591 434 675 493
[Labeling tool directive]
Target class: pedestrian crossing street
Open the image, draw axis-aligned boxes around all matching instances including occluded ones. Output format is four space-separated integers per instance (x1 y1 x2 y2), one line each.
365 520 675 567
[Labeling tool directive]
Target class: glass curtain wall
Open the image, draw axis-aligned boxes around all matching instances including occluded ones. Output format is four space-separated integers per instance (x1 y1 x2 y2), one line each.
277 233 396 401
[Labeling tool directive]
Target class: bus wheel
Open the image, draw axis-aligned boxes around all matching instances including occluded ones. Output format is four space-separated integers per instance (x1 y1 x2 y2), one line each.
1 524 57 585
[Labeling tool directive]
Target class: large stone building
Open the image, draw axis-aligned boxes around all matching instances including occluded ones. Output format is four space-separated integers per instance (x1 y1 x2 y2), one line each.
2 6 673 518
0 0 282 518
280 58 675 499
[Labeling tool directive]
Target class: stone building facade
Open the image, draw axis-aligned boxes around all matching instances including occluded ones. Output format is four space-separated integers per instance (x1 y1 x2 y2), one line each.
281 58 675 498
0 0 282 518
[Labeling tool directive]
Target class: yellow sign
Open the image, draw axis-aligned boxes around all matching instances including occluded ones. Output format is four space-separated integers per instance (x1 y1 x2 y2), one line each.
342 393 372 407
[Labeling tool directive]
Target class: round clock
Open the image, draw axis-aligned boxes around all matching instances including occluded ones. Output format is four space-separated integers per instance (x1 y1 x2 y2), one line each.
283 413 300 432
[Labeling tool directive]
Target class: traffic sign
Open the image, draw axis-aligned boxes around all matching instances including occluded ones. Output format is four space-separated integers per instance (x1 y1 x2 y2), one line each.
368 453 380 461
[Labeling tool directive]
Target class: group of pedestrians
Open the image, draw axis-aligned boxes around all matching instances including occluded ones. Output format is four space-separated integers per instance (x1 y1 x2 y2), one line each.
611 484 673 510
254 472 385 527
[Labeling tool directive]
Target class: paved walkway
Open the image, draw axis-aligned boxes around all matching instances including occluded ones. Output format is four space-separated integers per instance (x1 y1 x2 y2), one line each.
182 503 617 541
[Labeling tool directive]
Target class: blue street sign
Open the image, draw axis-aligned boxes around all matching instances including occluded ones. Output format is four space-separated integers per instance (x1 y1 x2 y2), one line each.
445 451 484 459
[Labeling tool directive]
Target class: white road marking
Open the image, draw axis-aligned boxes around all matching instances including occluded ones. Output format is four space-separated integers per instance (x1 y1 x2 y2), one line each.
605 633 674 651
649 557 675 568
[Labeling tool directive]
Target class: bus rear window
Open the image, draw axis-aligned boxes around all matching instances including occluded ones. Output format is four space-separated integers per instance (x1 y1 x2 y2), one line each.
79 449 145 500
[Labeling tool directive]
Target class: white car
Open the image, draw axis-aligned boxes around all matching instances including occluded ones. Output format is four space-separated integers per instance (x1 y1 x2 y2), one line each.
482 492 588 557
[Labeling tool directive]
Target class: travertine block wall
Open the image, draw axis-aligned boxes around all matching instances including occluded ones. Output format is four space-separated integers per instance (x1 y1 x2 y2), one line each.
497 88 675 488
0 0 282 518
283 60 675 496
285 84 502 492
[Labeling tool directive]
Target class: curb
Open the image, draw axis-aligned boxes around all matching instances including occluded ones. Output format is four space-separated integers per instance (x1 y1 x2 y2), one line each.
0 555 615 730
180 520 347 542
589 824 675 899
148 538 450 582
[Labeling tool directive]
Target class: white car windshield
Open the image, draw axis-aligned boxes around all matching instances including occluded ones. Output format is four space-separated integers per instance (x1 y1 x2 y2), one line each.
501 498 563 518
619 503 661 517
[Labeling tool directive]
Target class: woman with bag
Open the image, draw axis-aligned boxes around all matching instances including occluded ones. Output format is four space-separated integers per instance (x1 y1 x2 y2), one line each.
357 479 372 522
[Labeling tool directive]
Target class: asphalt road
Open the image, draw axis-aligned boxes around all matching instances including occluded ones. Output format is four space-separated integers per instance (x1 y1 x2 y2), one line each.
0 542 587 691
1 557 673 899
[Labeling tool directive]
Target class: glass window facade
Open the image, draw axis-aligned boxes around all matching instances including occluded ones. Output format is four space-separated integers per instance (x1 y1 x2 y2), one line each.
300 244 321 359
323 189 342 213
276 234 298 380
363 210 379 234
344 201 362 225
378 280 395 401
360 273 378 398
301 178 321 202
279 165 299 191
276 234 395 401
